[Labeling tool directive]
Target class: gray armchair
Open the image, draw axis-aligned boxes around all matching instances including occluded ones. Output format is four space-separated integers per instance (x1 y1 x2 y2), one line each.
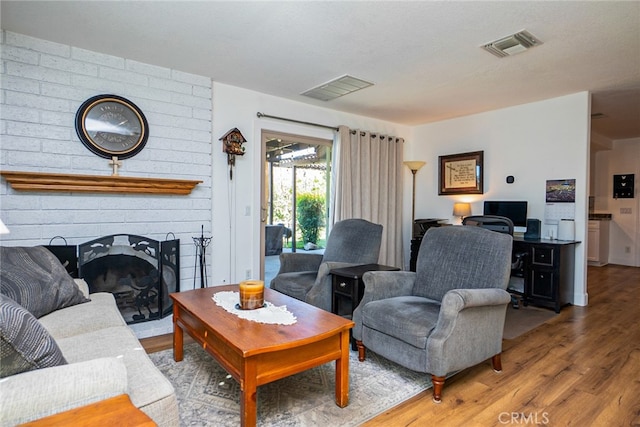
265 224 285 256
270 218 383 312
462 215 528 308
353 225 512 403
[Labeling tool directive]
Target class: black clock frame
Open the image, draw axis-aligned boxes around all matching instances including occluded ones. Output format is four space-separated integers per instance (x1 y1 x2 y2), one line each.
75 94 149 159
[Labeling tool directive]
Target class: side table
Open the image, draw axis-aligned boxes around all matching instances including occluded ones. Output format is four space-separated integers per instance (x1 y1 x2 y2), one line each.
330 263 400 318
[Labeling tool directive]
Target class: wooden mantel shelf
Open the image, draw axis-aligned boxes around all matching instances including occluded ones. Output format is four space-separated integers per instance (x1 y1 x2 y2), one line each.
1 171 202 195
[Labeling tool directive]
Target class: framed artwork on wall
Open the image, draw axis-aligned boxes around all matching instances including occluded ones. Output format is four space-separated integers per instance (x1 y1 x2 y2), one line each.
545 179 576 202
613 174 634 199
438 151 484 195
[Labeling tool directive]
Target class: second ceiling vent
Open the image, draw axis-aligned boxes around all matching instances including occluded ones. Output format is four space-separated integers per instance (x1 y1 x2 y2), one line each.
301 75 373 101
481 30 543 58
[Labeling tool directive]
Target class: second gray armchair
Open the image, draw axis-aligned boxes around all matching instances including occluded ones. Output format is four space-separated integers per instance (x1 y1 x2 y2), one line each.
353 225 513 403
270 218 383 312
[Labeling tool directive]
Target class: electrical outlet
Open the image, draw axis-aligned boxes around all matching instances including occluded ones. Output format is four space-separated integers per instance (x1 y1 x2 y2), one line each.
625 246 631 254
245 269 251 279
245 206 251 216
620 207 632 214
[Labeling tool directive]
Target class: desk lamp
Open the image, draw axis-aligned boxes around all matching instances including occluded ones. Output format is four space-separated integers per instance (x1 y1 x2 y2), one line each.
453 202 471 223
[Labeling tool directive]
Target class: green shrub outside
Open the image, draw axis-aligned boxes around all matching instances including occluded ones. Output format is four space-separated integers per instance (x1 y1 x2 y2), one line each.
296 193 325 244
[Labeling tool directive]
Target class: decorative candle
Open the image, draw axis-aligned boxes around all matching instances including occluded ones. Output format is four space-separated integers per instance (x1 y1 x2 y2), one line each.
238 280 265 310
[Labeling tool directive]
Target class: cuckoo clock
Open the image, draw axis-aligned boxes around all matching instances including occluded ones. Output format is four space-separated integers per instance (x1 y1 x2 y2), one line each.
219 128 247 180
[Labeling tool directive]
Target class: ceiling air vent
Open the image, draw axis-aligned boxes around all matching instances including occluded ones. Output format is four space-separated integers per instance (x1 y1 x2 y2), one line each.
481 30 542 58
302 75 373 101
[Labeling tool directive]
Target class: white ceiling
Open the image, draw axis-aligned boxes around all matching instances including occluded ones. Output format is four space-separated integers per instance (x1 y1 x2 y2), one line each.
2 1 639 140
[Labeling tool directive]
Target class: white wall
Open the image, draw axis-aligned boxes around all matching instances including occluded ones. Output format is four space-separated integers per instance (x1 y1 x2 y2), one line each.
593 138 640 266
589 132 613 196
408 92 591 305
210 82 411 284
0 31 212 290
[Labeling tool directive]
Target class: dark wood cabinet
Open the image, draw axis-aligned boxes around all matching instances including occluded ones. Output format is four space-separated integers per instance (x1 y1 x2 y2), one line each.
330 264 400 317
330 263 400 350
409 219 448 271
513 238 579 313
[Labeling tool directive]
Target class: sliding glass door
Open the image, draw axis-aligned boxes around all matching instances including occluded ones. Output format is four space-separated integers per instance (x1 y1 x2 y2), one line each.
260 130 332 285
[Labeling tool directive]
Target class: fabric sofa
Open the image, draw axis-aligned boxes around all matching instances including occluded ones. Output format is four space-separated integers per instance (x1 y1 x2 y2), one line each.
0 246 178 426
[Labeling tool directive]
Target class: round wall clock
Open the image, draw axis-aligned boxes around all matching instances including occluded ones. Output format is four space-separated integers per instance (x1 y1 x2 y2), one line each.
75 94 149 159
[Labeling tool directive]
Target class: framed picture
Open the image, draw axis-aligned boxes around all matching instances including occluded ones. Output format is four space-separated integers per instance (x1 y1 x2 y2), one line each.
438 151 484 195
545 179 576 202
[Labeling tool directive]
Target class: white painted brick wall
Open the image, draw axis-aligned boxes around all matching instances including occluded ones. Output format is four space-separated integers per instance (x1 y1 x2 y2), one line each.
0 30 213 291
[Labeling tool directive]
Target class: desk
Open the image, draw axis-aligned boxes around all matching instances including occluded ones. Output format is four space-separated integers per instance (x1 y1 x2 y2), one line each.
513 237 580 313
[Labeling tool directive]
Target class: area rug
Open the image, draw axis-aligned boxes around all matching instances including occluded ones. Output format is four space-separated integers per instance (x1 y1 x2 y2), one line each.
149 343 432 426
503 305 557 340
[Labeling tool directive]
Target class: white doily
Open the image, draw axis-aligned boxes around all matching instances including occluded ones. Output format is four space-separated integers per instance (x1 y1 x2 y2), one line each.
212 291 297 325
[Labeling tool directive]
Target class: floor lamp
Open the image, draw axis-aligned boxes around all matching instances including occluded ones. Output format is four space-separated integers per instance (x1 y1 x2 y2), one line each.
404 161 426 231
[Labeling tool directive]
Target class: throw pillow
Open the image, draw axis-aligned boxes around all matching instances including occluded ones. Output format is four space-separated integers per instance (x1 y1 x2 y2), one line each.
0 246 89 318
0 295 67 378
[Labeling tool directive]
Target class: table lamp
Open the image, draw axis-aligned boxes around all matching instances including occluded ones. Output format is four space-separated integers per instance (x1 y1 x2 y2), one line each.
452 202 471 222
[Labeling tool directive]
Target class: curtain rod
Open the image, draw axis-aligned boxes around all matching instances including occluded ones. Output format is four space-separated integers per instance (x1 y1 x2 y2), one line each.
256 112 339 131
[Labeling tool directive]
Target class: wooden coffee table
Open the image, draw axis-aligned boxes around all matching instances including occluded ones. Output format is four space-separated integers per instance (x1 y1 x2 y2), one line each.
19 394 155 427
170 285 354 427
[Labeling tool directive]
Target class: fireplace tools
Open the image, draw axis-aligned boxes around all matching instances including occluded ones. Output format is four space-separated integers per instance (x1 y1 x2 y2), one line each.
193 225 212 288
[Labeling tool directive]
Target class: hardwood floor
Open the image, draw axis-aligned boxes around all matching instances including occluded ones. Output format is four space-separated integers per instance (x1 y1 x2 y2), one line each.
362 264 640 427
141 265 640 426
140 331 192 354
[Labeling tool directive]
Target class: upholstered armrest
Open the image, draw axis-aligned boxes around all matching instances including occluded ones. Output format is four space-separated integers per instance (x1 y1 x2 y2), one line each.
74 278 90 299
427 288 511 377
277 252 323 274
0 357 128 426
440 288 512 314
317 261 359 279
360 271 416 303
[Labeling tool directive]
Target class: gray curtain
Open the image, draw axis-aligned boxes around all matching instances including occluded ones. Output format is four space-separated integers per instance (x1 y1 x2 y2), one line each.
330 125 404 267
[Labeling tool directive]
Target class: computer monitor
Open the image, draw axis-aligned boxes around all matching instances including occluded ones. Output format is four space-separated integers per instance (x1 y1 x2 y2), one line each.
483 201 528 233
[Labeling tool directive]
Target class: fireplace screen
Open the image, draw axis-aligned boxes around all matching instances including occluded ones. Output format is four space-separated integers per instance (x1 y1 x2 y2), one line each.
78 234 179 324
